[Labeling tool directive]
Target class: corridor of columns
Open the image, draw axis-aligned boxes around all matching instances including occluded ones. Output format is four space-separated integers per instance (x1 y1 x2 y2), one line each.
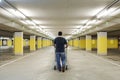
0 0 120 80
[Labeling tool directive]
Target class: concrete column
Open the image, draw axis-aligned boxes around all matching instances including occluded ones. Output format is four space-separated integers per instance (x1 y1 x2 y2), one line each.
0 39 2 46
37 37 42 49
14 32 23 56
86 35 92 51
43 38 46 47
30 36 36 51
7 39 12 47
23 39 26 47
79 36 86 49
97 32 107 55
75 38 79 48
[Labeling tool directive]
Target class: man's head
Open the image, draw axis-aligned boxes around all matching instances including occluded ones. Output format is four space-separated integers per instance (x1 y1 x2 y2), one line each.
58 31 62 36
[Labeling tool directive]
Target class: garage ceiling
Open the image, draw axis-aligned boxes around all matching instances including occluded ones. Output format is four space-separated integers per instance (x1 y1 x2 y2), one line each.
0 0 120 39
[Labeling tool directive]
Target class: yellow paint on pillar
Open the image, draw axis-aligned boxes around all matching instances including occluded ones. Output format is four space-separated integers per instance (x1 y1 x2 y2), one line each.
92 39 97 49
0 40 2 46
79 37 86 49
86 35 92 51
97 32 107 55
28 40 30 46
86 39 92 50
75 39 79 48
73 40 75 47
23 39 26 46
42 40 44 47
14 37 23 55
14 32 23 55
7 39 12 47
107 39 118 49
30 36 36 51
37 37 41 49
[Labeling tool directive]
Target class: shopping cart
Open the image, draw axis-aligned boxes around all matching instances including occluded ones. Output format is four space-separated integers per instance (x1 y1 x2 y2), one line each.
53 48 68 70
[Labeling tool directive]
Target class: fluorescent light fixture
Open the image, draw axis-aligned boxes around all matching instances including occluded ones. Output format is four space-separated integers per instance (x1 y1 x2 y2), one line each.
110 8 120 16
16 11 26 19
66 36 72 39
72 29 80 35
39 28 42 31
29 26 35 29
86 20 97 25
20 20 28 24
97 8 116 18
26 20 36 25
80 20 89 24
84 26 92 28
8 9 26 19
0 37 9 39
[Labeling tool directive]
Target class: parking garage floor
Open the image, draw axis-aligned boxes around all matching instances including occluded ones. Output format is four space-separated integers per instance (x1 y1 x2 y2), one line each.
0 47 120 80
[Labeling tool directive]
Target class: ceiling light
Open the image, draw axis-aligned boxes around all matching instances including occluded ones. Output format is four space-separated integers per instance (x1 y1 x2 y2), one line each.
80 20 89 24
66 36 72 39
97 8 116 18
8 9 26 19
86 20 97 25
110 8 120 16
29 26 35 29
20 20 28 24
26 20 36 25
84 26 92 29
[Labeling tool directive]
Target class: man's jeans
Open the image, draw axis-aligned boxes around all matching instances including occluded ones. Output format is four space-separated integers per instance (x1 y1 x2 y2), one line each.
56 52 66 70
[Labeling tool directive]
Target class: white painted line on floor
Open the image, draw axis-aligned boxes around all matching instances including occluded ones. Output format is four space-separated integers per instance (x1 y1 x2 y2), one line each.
87 52 120 67
0 52 35 69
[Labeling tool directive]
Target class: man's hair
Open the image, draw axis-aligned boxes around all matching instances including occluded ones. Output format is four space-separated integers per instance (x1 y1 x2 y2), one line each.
58 31 62 36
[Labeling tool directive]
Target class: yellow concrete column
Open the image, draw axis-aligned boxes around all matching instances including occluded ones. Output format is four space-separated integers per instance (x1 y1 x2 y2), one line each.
75 38 79 48
7 39 12 47
72 39 74 47
79 37 86 49
107 38 118 49
37 37 42 49
0 39 2 46
97 32 107 55
14 32 23 55
23 39 26 47
42 38 44 47
92 39 97 49
30 36 36 51
86 35 92 51
70 40 73 46
43 38 46 47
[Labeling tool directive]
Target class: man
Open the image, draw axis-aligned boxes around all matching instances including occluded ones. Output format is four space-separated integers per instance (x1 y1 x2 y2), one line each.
54 31 68 72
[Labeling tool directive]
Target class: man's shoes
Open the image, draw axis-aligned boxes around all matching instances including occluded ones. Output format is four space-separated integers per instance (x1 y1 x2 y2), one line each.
59 69 61 72
58 69 61 72
62 66 65 72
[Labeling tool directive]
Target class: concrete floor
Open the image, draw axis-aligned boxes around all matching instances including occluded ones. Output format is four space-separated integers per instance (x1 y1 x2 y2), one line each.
0 47 120 80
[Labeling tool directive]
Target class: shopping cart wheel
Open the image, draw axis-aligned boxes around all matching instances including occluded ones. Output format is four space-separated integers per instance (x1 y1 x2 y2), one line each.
66 65 68 70
54 65 57 70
